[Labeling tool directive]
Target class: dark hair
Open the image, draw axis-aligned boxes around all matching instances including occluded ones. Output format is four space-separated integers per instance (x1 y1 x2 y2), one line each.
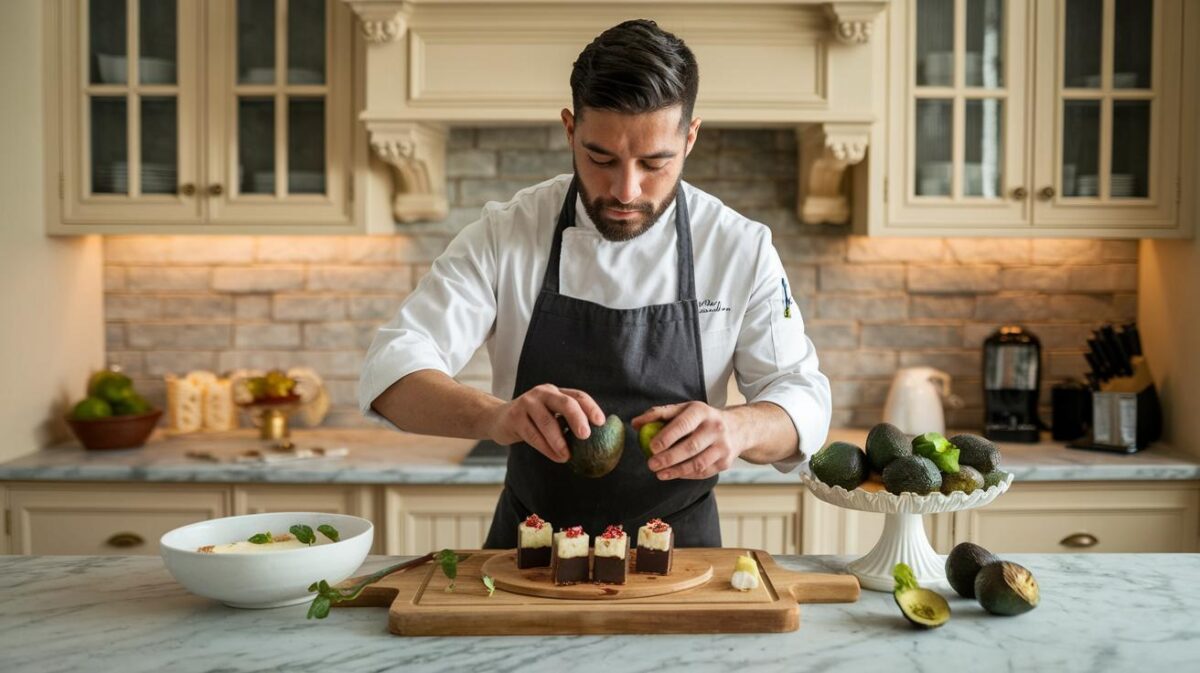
570 19 699 130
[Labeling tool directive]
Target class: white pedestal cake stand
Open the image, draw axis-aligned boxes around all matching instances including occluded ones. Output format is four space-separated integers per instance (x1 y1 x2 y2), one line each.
799 467 1013 592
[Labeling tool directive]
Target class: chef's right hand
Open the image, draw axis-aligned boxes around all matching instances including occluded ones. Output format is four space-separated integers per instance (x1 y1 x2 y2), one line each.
486 384 605 463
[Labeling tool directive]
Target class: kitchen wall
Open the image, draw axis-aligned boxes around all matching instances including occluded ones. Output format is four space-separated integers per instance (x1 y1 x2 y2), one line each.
0 0 104 462
102 125 1138 430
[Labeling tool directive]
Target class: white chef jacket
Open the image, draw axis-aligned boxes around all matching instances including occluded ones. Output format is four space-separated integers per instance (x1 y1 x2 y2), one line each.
358 174 831 472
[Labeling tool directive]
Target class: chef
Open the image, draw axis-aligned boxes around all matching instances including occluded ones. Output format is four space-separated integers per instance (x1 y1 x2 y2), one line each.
358 19 831 548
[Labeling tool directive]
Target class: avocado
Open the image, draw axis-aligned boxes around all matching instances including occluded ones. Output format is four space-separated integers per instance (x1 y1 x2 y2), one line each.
949 434 1002 473
893 563 950 629
976 561 1039 615
882 455 942 495
565 414 625 478
983 469 1011 490
809 441 868 490
945 542 999 598
865 423 912 473
941 465 985 495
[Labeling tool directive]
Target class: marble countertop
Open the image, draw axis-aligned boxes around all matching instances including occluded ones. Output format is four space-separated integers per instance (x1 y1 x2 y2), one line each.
1 553 1197 673
0 428 1196 485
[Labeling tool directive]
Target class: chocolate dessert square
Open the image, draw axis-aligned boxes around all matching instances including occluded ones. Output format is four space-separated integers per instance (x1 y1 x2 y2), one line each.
593 524 629 584
516 513 552 569
635 518 674 575
551 525 590 585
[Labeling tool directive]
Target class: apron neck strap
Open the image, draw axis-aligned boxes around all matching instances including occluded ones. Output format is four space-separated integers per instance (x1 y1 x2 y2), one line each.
543 176 696 302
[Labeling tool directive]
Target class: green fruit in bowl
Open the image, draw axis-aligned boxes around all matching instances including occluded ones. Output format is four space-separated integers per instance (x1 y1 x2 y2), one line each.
72 396 113 420
93 374 134 405
113 393 152 416
87 370 129 397
638 421 665 459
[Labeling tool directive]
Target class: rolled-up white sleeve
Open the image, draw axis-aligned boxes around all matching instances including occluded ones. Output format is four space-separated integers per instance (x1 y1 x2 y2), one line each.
357 216 498 428
733 229 832 473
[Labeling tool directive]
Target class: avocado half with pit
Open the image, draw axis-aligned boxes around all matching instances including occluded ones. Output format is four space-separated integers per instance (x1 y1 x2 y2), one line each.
893 563 950 629
565 414 625 478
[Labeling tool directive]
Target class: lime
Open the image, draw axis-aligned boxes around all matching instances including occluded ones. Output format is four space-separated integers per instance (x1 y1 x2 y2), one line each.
638 421 665 459
113 393 151 416
87 370 130 397
72 396 113 420
93 373 134 405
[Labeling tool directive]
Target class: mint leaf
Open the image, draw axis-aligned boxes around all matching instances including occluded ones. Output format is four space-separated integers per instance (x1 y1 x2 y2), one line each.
435 548 459 591
248 532 273 544
482 574 495 597
317 524 340 542
912 432 960 473
306 595 331 620
290 524 315 545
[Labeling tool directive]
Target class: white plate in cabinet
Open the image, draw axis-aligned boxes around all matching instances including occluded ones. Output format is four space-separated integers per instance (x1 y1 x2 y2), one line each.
951 481 1200 553
6 483 229 556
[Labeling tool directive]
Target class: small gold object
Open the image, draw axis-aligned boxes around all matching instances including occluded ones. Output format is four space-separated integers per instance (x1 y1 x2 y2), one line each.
260 407 290 440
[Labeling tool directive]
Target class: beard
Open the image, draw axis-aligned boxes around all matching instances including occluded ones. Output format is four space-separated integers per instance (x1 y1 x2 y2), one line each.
574 160 680 242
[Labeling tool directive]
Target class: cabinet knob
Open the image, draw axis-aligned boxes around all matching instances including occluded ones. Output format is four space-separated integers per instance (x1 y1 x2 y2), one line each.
178 183 196 196
105 532 146 548
1010 187 1028 201
1038 186 1056 201
1059 532 1098 548
208 184 224 196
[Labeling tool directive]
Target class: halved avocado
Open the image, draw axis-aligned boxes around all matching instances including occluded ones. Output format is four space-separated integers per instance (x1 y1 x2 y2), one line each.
975 561 1040 615
566 414 625 478
893 563 950 629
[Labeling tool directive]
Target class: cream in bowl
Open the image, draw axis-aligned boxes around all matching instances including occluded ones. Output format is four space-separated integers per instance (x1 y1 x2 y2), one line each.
160 512 373 609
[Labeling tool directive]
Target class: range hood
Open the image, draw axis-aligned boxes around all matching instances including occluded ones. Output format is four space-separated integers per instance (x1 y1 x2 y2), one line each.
342 0 890 230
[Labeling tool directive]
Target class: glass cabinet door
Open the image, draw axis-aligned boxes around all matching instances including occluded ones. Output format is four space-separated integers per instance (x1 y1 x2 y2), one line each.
208 0 350 225
890 0 1029 228
75 0 199 221
1032 0 1182 228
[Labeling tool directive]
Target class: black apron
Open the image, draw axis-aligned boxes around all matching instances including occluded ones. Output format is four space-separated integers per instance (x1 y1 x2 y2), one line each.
483 176 721 549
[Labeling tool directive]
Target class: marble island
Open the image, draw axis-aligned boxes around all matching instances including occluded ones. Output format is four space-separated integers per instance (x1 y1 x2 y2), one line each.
0 428 1197 484
1 553 1196 673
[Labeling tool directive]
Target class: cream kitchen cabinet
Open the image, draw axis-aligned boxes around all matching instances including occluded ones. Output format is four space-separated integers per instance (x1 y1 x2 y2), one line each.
801 492 954 555
882 0 1198 238
45 0 359 234
951 481 1200 553
5 482 229 555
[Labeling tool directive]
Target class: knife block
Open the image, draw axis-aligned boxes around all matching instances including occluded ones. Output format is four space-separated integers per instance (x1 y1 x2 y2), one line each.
1069 358 1162 453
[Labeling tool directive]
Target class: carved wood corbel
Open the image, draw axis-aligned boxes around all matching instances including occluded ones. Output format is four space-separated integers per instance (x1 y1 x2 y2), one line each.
367 121 448 223
797 123 870 225
342 0 412 44
824 2 884 44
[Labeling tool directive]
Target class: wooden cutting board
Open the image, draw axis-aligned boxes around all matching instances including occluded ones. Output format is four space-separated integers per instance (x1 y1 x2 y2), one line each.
333 549 860 636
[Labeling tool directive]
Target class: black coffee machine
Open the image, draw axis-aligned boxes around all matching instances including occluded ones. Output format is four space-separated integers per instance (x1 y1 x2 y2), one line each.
983 326 1042 442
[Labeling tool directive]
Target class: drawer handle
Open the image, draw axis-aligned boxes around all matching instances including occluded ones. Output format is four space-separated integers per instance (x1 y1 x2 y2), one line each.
1059 532 1098 548
106 532 146 549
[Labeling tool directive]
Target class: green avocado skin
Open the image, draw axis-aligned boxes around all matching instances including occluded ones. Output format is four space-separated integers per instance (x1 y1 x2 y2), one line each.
882 455 942 495
866 423 912 473
975 561 1040 615
566 414 626 478
950 434 1002 473
810 442 868 490
945 542 999 598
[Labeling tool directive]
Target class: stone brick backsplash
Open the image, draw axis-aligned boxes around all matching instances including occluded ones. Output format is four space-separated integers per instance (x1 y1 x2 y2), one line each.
102 126 1137 430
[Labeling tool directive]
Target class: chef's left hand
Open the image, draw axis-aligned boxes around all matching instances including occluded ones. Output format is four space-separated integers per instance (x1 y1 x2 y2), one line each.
632 402 744 480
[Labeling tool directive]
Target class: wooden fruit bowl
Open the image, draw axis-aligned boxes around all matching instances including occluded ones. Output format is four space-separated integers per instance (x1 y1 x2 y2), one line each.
66 409 162 451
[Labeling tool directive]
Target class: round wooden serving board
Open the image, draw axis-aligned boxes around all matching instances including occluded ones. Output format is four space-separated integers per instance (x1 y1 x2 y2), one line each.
480 550 713 600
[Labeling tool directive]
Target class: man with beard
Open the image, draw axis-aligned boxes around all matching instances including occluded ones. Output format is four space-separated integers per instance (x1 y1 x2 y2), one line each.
359 19 831 548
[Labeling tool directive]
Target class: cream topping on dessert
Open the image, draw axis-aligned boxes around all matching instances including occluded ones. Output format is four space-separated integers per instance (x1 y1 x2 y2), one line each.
595 525 627 558
518 514 552 548
553 525 589 559
637 519 672 551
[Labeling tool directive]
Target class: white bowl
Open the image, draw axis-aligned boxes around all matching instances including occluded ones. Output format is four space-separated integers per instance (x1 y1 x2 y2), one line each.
160 512 373 609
